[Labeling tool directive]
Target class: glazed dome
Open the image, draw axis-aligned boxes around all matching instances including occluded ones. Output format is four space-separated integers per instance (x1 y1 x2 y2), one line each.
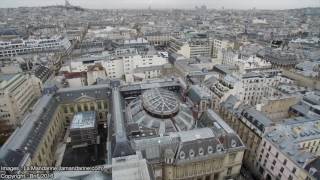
142 88 179 118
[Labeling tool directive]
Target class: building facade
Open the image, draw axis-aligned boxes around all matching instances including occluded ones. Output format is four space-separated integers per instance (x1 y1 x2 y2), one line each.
0 73 39 128
256 117 320 180
219 97 275 175
68 48 168 80
0 36 71 59
145 32 171 46
169 36 211 58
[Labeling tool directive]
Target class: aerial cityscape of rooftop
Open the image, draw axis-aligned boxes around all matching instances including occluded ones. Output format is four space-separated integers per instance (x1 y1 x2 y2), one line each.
0 0 319 180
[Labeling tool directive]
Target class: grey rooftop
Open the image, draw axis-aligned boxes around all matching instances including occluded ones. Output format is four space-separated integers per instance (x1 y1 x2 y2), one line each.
240 106 274 132
0 94 57 167
112 87 135 158
187 85 212 104
265 117 320 168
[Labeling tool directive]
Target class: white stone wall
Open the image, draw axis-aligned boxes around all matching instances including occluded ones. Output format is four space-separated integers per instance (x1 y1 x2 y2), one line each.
0 74 38 126
256 139 308 180
69 53 168 79
0 36 71 58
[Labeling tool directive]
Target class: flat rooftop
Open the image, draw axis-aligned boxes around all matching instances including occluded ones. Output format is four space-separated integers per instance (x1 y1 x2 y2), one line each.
266 117 320 168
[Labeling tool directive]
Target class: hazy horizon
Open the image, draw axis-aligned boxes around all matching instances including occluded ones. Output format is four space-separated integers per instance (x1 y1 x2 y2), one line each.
0 0 319 10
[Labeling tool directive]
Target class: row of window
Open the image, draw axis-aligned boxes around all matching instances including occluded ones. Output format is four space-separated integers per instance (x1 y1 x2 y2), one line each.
1 113 11 118
63 101 108 113
244 95 262 101
261 142 297 175
174 162 223 178
179 145 224 159
245 87 265 91
35 110 65 166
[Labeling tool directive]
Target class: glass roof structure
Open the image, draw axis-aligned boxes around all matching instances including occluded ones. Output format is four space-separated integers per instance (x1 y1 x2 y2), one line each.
127 88 195 135
142 88 179 118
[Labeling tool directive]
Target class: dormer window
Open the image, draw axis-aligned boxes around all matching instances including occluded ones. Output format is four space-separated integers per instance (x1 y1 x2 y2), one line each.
231 139 237 148
199 148 204 156
189 149 195 158
208 146 213 154
180 151 185 159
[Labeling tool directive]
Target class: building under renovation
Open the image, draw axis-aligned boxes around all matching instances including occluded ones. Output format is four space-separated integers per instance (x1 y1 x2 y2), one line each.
70 111 98 148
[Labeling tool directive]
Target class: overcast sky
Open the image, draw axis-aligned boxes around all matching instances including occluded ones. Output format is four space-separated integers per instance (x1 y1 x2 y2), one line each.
0 0 319 9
